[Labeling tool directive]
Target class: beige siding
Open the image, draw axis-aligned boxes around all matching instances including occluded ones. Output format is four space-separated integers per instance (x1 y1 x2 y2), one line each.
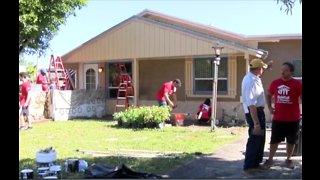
63 19 242 63
139 59 185 101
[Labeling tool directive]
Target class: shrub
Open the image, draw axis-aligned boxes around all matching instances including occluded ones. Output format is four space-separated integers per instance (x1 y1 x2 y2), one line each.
113 106 171 128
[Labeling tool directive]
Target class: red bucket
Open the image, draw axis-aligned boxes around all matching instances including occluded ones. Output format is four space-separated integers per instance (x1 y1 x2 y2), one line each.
173 113 185 126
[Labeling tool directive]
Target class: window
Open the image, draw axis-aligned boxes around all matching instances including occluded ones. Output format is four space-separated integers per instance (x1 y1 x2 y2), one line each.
292 59 302 80
85 68 96 90
107 62 132 98
193 56 228 94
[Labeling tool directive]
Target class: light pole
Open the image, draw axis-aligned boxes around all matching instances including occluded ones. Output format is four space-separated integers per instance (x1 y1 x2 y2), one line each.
211 44 224 132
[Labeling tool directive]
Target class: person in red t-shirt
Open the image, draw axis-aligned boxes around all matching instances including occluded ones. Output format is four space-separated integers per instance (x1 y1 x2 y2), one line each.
263 62 302 169
19 72 32 130
156 79 182 108
196 98 212 125
36 68 49 91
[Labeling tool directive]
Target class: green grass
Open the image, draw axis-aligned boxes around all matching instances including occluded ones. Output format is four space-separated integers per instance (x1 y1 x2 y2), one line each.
19 119 243 178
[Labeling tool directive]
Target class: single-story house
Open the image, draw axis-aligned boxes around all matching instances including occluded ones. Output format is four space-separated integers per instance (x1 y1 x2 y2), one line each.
61 9 302 121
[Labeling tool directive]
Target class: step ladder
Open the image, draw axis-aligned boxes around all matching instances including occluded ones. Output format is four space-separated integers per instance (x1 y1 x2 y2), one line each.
114 64 134 112
48 55 71 90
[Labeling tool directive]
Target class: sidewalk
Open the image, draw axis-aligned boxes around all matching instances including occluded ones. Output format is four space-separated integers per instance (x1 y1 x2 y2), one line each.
165 129 302 179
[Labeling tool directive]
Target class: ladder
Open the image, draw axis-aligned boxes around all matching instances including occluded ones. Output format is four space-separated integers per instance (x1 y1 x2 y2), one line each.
114 64 134 112
48 55 71 90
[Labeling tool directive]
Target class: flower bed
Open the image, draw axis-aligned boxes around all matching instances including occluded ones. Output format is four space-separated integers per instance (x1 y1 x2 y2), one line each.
113 106 171 128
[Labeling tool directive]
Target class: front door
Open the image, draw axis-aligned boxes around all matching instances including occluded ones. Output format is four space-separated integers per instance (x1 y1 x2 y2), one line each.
84 64 98 90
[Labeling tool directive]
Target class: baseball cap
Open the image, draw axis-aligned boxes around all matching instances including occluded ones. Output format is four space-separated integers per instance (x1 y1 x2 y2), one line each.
174 79 182 87
40 68 47 75
249 59 268 69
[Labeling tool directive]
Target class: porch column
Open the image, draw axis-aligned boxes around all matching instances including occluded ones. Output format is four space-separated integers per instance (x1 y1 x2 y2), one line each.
133 58 139 106
244 53 250 73
79 63 84 89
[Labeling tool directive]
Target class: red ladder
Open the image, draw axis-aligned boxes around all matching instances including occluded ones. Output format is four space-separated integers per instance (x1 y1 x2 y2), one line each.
114 64 134 112
48 55 70 90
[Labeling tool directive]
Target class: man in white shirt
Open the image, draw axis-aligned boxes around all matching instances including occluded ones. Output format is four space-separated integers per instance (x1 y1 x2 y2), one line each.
241 58 268 173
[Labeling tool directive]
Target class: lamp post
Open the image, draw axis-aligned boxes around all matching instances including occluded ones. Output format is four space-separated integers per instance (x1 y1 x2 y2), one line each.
211 44 224 132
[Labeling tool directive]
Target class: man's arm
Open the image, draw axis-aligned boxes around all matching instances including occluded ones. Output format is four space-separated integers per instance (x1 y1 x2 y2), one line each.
164 93 174 107
172 93 177 105
266 91 274 114
248 105 260 126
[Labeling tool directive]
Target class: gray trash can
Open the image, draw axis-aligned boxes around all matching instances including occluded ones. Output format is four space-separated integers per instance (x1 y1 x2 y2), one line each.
293 115 302 156
293 128 302 156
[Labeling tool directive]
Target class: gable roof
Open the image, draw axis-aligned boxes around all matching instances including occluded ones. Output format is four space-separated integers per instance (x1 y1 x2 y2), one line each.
138 9 301 42
63 10 301 60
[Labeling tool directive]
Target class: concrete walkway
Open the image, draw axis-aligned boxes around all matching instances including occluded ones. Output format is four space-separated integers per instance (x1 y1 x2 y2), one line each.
165 129 302 179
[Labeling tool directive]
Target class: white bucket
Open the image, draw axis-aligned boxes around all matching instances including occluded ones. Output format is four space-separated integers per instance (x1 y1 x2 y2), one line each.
20 169 34 179
36 151 57 163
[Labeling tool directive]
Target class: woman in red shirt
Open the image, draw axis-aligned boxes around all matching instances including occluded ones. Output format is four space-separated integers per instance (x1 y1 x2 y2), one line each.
196 98 212 125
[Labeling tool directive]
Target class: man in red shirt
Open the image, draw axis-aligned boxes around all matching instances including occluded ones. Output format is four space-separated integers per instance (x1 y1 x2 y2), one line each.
19 72 32 130
36 68 48 91
263 62 302 169
156 79 181 108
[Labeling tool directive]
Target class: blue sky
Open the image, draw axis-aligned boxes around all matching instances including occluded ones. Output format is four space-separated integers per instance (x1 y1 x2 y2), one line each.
24 0 302 68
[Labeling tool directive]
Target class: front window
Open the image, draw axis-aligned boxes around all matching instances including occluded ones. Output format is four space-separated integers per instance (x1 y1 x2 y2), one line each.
292 59 302 80
85 68 96 90
107 62 132 98
193 56 228 94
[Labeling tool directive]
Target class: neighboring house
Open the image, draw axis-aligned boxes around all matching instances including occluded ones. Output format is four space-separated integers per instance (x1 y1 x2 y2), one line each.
62 10 302 121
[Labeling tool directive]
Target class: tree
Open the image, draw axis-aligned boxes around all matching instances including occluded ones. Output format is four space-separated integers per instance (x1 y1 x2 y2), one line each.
19 55 37 81
277 0 302 14
19 0 88 56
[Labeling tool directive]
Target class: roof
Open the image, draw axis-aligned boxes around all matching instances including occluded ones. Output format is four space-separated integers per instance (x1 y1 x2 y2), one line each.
138 9 301 42
62 10 301 60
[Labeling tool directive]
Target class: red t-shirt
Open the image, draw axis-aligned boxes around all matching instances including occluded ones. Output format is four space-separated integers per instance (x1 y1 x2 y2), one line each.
268 78 302 122
20 80 31 107
156 81 176 101
36 73 48 91
198 104 212 119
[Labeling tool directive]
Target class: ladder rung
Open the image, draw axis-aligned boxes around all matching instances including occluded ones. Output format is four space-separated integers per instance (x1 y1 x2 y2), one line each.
127 96 134 98
115 105 126 108
118 89 126 92
117 97 126 100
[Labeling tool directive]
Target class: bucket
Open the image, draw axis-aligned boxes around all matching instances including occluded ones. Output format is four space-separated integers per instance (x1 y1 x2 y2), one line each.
173 113 185 126
20 169 34 179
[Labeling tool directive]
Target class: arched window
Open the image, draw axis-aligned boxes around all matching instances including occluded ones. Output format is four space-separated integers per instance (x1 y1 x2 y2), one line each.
86 68 96 89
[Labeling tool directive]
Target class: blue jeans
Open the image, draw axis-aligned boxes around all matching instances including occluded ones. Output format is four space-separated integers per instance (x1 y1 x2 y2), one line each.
243 108 266 170
158 100 168 106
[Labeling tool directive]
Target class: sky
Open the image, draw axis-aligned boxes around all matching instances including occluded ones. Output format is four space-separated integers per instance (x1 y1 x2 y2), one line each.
23 0 302 69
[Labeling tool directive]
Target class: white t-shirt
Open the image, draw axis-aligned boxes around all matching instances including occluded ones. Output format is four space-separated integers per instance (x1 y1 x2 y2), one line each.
241 72 265 114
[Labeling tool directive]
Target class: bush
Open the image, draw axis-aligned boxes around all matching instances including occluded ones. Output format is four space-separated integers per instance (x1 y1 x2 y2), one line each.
113 106 171 128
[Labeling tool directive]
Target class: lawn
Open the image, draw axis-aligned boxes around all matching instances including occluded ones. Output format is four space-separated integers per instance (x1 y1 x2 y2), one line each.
19 119 244 178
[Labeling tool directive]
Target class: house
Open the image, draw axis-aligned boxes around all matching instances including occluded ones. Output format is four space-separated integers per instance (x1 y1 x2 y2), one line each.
61 10 302 121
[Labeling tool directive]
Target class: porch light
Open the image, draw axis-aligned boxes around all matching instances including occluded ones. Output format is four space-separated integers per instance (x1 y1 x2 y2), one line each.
98 67 104 73
211 43 224 132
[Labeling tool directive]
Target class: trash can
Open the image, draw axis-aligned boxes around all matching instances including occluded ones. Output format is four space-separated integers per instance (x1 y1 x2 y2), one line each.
293 128 302 156
293 115 302 156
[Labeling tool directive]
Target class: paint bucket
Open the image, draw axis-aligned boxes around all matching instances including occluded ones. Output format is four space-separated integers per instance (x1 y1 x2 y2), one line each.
43 176 58 179
173 113 185 126
37 167 50 173
20 169 34 179
65 159 79 173
48 165 62 179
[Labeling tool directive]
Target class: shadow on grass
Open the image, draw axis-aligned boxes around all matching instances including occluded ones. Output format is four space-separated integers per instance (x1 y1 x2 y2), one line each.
166 155 302 179
19 152 199 179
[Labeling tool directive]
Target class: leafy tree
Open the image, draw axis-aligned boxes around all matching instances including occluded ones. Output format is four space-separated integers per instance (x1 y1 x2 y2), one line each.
19 0 88 56
19 55 37 81
277 0 302 14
